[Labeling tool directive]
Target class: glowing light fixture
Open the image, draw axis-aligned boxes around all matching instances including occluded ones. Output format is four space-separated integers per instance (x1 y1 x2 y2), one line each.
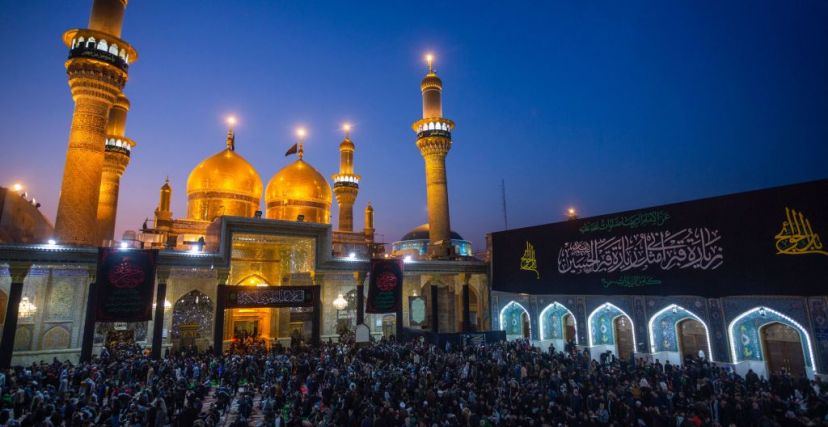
47 239 56 246
296 127 307 139
403 255 413 263
333 294 348 311
18 297 37 318
226 115 237 127
119 241 128 249
348 252 357 260
11 183 22 192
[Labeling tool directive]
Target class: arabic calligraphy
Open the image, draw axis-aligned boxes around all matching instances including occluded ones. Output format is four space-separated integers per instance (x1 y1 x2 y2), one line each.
601 275 662 288
232 288 309 307
520 241 539 279
579 210 671 234
108 258 146 289
558 227 723 274
774 207 827 256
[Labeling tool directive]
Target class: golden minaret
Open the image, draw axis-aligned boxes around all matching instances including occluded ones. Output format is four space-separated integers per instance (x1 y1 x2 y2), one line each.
412 54 455 258
54 0 137 245
364 203 375 242
331 124 361 232
154 177 173 231
95 94 134 243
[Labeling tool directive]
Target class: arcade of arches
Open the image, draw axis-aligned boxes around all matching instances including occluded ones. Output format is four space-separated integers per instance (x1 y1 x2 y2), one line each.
496 299 817 378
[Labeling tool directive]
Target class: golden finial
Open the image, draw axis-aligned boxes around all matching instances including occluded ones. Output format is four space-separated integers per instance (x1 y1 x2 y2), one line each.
425 53 434 73
296 127 306 159
225 116 237 151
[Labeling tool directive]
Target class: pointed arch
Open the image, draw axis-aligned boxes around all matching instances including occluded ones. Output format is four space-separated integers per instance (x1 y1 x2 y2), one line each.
171 290 213 340
728 306 816 373
648 304 713 361
499 301 531 340
539 301 577 343
236 274 269 287
587 302 637 350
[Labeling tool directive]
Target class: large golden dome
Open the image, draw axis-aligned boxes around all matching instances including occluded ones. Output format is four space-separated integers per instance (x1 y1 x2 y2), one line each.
265 157 332 224
186 131 263 221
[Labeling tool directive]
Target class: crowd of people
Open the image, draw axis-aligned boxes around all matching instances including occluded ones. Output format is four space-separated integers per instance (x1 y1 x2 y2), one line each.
0 336 826 426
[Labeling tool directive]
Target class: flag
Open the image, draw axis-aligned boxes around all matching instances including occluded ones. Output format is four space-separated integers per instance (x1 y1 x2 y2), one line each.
366 259 404 313
285 143 298 157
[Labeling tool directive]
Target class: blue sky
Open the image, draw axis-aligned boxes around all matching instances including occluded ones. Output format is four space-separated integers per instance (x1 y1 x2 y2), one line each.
1 1 826 251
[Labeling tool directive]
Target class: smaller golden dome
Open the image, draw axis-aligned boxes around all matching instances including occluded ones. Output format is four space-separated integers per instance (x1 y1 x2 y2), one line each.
186 132 262 221
421 71 442 91
266 158 332 224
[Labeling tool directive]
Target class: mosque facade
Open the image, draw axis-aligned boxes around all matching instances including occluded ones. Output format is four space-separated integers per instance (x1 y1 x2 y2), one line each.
489 180 828 380
0 0 489 366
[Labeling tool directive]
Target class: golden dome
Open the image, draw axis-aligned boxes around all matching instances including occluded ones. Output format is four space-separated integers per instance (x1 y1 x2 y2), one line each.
186 131 263 221
265 158 332 224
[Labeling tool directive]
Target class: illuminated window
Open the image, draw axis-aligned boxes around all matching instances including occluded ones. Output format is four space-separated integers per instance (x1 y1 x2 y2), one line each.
97 39 108 51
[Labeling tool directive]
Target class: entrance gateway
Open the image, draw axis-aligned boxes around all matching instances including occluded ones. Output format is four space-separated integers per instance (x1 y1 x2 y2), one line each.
213 284 321 355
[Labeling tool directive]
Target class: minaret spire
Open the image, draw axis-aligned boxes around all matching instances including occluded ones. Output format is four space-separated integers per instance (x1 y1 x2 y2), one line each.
332 123 361 232
412 52 455 258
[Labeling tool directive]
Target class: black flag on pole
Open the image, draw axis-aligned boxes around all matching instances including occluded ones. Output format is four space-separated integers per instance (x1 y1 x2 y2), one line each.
285 143 298 157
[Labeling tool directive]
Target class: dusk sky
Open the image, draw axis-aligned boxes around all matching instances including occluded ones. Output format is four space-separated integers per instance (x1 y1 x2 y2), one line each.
1 1 826 251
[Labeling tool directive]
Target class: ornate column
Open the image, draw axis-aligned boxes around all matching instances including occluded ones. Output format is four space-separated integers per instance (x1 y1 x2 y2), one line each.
312 272 323 346
354 271 366 325
462 273 471 332
213 268 229 357
151 266 169 359
0 263 31 369
79 266 98 362
430 284 439 334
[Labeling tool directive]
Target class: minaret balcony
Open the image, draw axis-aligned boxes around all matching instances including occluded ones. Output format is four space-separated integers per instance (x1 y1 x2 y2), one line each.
68 45 129 71
333 174 360 189
413 118 455 139
105 136 134 156
63 29 137 72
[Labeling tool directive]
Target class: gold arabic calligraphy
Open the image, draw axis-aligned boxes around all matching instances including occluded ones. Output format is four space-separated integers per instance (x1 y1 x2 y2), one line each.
520 241 540 279
775 207 827 256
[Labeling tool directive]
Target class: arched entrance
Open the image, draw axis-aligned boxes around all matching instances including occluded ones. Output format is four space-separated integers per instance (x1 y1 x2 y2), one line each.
563 314 576 343
614 316 634 359
382 315 396 338
762 322 806 377
588 303 637 360
678 319 708 361
539 302 577 351
171 290 213 352
500 301 531 340
648 304 713 365
729 306 815 379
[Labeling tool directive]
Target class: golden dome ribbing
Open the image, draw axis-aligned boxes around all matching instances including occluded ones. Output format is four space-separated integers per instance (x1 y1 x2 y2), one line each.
265 157 332 224
186 130 262 221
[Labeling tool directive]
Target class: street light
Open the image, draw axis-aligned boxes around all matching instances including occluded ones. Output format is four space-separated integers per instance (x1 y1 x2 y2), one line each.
567 207 578 220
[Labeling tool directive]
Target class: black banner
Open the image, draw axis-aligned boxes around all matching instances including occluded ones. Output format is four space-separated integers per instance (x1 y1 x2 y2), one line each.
95 248 158 322
492 180 828 296
366 259 404 313
223 286 314 308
